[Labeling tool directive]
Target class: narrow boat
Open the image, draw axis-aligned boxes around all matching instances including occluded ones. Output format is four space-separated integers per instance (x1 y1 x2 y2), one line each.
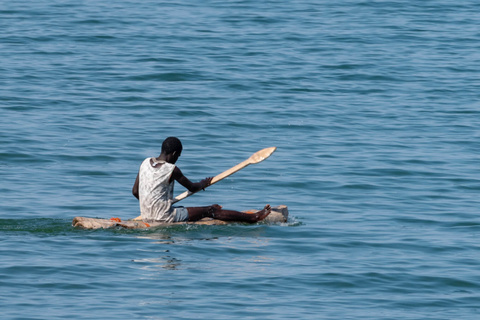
72 205 288 229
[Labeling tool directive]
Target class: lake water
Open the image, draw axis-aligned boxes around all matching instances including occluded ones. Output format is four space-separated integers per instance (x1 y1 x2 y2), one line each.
1 0 480 319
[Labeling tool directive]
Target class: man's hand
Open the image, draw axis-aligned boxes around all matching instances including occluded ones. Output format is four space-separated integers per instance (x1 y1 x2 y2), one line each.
200 177 214 190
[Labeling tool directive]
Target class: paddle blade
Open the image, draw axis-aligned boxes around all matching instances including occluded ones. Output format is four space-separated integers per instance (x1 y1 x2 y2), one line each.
248 147 277 164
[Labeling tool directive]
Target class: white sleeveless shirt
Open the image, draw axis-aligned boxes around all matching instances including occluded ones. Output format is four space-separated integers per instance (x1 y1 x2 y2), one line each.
138 158 188 222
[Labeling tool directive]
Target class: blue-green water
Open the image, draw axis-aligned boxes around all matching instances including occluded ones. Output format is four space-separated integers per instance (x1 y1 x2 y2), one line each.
2 0 480 319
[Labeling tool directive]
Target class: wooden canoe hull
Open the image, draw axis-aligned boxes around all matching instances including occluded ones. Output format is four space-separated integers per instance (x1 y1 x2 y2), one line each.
72 205 289 229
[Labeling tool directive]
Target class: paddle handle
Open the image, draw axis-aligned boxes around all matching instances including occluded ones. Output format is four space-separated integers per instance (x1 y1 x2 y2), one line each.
172 158 252 203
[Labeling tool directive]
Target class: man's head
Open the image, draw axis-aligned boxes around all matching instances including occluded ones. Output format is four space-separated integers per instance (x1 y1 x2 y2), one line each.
161 137 183 162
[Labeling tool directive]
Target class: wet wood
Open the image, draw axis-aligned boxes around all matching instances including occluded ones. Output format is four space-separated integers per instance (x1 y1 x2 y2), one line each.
72 205 288 229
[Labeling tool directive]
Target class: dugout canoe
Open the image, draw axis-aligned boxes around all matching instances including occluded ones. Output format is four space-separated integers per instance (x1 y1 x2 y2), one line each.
72 205 288 230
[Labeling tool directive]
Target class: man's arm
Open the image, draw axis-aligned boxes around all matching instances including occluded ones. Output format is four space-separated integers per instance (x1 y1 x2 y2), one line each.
132 171 140 200
171 166 212 193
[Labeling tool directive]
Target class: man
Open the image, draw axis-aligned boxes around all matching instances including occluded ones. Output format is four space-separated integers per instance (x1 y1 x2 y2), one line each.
132 137 271 223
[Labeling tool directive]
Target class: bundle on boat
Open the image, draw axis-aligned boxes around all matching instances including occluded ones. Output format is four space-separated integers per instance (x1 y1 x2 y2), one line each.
72 205 289 229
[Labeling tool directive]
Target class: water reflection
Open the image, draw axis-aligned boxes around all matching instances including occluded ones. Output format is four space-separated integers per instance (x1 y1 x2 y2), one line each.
133 256 182 270
132 225 274 276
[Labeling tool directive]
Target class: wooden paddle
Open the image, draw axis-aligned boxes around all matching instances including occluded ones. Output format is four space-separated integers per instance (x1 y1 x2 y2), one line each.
132 147 276 221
